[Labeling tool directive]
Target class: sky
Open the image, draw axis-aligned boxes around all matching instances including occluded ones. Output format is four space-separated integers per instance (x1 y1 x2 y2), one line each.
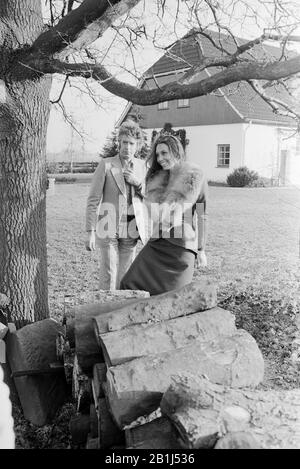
45 0 300 157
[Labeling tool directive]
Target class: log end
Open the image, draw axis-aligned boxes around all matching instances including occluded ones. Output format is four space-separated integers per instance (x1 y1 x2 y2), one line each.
214 431 262 449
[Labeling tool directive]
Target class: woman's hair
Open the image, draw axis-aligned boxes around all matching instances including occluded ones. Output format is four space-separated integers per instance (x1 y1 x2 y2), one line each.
118 119 144 151
146 134 186 181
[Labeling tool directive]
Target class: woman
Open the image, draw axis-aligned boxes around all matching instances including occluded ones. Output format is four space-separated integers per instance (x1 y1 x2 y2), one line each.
120 134 208 295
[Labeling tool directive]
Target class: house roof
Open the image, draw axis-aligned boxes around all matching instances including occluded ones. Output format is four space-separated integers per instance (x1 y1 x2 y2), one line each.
143 29 297 126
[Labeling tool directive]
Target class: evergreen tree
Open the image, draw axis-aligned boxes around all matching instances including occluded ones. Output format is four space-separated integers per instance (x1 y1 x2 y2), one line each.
139 130 150 160
99 130 119 158
99 127 150 160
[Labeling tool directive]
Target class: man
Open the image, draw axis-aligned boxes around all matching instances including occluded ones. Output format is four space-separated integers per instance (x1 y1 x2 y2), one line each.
85 120 148 290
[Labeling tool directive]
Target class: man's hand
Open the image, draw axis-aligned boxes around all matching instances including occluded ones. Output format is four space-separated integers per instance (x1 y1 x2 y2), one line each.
195 250 207 268
85 231 96 251
123 169 140 187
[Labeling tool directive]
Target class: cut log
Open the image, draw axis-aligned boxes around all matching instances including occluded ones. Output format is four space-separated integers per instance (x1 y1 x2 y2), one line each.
99 307 236 366
92 363 107 406
90 404 98 438
66 318 75 348
105 329 264 428
125 417 180 449
63 348 75 384
214 432 262 449
86 434 99 449
160 374 300 449
72 354 92 414
102 280 217 333
98 397 125 449
75 290 149 373
69 413 90 446
5 319 68 426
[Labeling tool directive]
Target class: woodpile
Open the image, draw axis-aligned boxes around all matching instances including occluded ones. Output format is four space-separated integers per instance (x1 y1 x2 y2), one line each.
3 280 298 449
59 280 298 449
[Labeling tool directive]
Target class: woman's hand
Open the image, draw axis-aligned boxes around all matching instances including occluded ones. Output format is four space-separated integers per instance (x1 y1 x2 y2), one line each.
85 230 96 251
195 250 207 268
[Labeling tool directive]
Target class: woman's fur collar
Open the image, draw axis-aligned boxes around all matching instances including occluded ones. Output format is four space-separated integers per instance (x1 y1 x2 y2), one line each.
146 162 204 205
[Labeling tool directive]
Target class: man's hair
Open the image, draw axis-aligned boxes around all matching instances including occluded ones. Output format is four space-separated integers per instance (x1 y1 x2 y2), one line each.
118 120 144 150
146 134 186 181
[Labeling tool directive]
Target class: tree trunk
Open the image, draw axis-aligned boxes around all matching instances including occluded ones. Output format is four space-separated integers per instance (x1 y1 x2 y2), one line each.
0 0 52 326
160 374 300 449
99 307 236 366
105 330 264 428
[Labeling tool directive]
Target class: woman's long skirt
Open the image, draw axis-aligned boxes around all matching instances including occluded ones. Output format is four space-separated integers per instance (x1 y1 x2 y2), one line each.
120 238 195 296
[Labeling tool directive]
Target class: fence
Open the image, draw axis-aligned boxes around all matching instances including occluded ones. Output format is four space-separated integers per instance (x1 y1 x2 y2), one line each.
47 161 98 174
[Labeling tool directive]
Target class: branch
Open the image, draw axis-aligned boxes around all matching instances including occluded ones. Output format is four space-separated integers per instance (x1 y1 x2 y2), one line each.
29 53 300 107
32 0 142 57
247 79 300 126
50 75 69 104
264 33 300 42
54 99 86 138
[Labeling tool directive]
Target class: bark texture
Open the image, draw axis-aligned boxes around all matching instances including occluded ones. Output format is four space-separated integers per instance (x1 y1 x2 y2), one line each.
0 0 51 325
99 307 236 366
74 290 149 372
98 280 217 333
105 329 264 428
161 374 300 449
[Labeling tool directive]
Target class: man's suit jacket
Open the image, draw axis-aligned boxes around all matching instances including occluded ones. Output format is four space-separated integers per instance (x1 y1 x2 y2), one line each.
86 155 149 244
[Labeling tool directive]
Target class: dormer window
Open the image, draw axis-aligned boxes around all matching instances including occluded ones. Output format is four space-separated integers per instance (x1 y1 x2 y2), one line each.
177 99 190 108
158 101 169 110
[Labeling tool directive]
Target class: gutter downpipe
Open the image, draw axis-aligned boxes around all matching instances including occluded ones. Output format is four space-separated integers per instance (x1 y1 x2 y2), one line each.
243 119 252 167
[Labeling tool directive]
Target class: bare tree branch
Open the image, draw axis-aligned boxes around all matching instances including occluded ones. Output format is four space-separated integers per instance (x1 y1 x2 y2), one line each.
28 53 300 107
50 75 69 103
248 79 300 128
33 0 142 57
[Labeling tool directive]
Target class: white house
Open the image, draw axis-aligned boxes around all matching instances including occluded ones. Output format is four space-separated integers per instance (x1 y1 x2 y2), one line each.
117 30 300 185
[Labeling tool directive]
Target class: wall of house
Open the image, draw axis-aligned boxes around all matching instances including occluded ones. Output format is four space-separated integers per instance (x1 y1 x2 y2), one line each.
243 124 278 179
144 123 245 182
243 124 300 185
287 147 300 186
277 128 300 186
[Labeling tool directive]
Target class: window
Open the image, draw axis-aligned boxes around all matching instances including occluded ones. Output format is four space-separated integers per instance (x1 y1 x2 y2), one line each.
158 101 169 110
217 144 230 167
177 99 190 108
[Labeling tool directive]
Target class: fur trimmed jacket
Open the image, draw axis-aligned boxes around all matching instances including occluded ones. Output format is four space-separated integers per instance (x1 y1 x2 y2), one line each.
144 162 208 253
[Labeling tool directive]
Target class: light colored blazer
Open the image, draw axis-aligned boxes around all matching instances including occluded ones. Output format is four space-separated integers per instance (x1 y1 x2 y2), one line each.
86 155 149 244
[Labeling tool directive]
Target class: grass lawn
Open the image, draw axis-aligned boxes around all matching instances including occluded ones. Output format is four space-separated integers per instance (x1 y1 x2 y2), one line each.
46 183 300 311
198 185 300 298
